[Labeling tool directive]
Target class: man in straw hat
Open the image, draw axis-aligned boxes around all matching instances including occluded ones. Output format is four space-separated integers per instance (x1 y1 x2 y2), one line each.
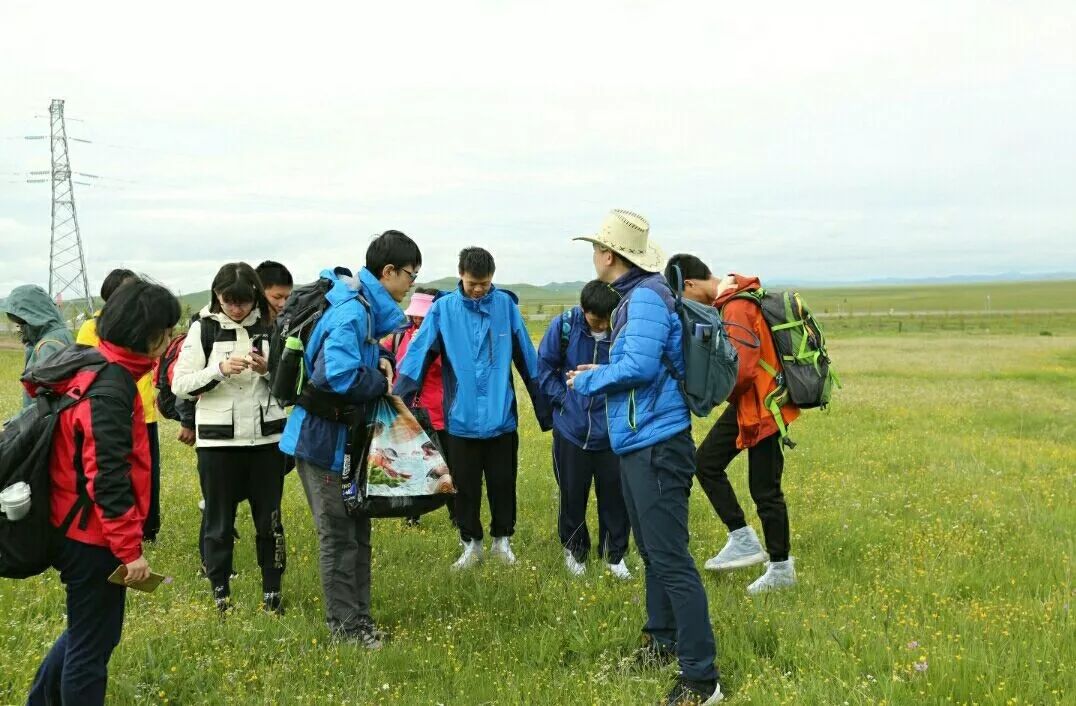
567 210 723 705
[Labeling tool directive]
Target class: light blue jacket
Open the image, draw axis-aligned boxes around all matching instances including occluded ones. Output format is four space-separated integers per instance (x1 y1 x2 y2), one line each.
572 269 690 454
279 267 405 472
394 284 552 439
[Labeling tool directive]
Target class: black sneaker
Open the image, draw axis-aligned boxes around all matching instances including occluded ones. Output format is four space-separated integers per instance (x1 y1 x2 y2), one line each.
335 626 383 650
263 592 284 615
213 585 232 614
661 677 723 705
405 516 421 527
357 617 388 642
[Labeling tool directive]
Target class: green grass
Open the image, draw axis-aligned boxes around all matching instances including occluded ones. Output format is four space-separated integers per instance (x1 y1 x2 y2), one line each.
1 331 1074 704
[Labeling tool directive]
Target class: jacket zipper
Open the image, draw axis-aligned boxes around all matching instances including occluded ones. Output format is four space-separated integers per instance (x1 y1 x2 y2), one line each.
582 337 599 449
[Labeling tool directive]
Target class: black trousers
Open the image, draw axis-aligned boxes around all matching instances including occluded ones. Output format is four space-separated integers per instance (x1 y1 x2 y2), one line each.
143 422 161 540
197 445 286 592
552 432 629 563
442 431 518 542
694 404 790 562
28 540 127 706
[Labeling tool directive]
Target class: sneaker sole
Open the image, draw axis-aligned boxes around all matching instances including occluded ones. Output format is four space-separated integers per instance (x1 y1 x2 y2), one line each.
704 552 767 572
703 686 724 704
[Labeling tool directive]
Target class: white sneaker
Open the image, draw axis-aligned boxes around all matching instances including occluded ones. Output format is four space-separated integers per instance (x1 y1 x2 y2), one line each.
704 526 767 572
563 549 586 576
452 539 483 570
747 558 797 594
489 536 517 565
607 559 632 580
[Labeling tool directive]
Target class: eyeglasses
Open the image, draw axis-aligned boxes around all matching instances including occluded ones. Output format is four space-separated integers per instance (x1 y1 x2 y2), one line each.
399 268 419 282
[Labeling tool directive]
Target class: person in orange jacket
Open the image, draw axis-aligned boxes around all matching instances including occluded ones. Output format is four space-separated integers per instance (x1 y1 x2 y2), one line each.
666 254 800 594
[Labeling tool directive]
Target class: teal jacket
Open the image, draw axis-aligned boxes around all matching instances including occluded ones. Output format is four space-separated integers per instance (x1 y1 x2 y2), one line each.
2 284 74 408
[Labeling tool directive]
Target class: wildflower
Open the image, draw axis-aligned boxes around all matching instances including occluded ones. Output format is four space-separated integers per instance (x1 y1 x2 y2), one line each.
914 659 929 673
906 640 919 650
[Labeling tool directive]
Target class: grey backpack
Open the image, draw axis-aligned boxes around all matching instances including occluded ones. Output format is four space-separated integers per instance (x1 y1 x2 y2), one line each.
666 266 751 417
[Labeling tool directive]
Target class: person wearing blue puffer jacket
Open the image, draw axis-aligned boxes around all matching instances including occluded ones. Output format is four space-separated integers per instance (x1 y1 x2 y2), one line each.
568 211 723 706
537 280 631 580
279 230 422 649
395 247 552 570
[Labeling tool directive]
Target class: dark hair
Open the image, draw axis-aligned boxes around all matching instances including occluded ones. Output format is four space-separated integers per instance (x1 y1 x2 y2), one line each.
333 266 353 278
101 268 138 302
209 262 270 321
97 280 181 354
366 230 422 278
256 260 293 289
458 247 495 278
664 254 712 287
580 280 620 319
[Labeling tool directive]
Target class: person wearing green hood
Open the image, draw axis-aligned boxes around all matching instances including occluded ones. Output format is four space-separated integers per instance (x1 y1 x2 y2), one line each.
3 284 75 408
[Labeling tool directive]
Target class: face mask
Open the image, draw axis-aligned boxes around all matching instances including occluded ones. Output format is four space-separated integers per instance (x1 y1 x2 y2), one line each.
13 323 30 345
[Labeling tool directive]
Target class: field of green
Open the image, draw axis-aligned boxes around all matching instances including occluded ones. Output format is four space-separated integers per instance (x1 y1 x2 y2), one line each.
1 284 1073 704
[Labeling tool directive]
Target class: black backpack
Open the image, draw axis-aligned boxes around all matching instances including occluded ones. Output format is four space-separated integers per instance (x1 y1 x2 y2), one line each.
0 349 126 578
267 278 335 404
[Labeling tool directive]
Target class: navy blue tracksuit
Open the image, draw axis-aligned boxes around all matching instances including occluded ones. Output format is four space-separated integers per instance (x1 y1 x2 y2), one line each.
537 307 629 563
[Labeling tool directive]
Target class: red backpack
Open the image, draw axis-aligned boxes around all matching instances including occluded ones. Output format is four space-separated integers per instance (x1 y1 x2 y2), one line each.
155 317 218 421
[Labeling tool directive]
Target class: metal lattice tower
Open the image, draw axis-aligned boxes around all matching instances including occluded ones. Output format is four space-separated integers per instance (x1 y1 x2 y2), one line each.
48 99 94 319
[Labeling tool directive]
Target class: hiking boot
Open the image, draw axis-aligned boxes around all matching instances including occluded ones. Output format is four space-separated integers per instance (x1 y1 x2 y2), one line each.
341 626 383 650
262 592 284 615
357 617 388 642
490 536 516 565
452 539 483 570
607 559 632 580
564 549 586 576
747 558 797 595
704 526 767 572
661 677 723 705
213 585 232 614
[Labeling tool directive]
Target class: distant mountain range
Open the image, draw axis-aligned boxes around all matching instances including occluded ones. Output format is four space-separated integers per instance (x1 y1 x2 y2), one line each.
5 273 1075 312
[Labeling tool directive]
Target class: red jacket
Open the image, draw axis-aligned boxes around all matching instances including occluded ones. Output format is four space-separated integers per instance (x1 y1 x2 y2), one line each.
24 341 154 563
715 275 800 449
383 326 445 431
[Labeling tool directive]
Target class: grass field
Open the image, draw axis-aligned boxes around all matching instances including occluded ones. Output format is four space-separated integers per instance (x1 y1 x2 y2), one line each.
1 304 1074 704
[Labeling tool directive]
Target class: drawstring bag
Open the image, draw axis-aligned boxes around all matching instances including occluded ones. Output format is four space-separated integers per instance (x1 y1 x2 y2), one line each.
341 397 455 518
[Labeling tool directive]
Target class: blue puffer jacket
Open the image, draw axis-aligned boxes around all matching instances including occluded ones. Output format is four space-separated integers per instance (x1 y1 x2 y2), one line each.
394 283 552 439
279 267 405 472
573 269 690 454
536 306 611 451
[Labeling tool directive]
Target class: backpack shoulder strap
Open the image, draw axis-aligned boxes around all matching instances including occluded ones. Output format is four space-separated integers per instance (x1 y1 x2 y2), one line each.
559 308 574 356
198 318 220 360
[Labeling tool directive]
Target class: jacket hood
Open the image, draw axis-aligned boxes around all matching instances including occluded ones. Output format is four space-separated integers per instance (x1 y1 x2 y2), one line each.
3 284 68 343
21 341 155 399
714 274 762 308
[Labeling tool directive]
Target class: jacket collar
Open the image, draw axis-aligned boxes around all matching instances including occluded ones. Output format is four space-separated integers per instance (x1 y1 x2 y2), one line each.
610 267 653 297
99 340 156 380
457 282 496 314
358 267 407 339
198 305 261 330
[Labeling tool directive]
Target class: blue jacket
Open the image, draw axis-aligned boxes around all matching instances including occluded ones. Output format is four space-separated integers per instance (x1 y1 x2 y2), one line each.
573 269 690 454
536 306 611 451
394 283 552 439
279 267 405 472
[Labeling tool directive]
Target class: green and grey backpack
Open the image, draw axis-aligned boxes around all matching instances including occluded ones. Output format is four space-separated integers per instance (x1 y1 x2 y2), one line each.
729 288 840 447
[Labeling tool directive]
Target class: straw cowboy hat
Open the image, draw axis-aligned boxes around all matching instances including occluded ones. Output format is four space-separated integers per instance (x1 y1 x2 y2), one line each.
573 209 665 273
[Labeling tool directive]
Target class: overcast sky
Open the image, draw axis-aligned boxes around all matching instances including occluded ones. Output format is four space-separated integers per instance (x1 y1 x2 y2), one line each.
2 0 1074 297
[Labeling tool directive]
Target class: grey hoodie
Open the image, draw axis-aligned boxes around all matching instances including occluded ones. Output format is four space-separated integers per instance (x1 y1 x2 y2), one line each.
2 284 75 408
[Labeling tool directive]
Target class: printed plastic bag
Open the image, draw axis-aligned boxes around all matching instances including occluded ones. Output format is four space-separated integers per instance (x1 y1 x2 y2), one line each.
342 397 455 518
